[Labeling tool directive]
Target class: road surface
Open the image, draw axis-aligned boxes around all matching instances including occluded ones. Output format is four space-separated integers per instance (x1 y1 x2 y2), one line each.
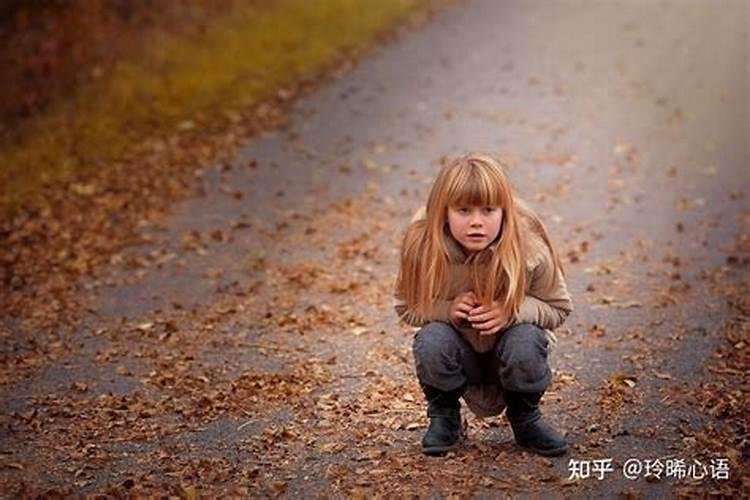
1 0 748 497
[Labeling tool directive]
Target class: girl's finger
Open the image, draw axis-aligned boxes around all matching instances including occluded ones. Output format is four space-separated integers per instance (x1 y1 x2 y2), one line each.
470 310 499 323
474 317 502 331
469 314 489 325
478 326 499 336
478 320 503 335
469 306 488 317
472 320 493 331
456 303 474 313
480 325 502 336
463 296 479 308
460 297 472 305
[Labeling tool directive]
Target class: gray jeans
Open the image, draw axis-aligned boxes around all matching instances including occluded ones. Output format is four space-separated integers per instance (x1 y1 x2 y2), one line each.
412 322 552 394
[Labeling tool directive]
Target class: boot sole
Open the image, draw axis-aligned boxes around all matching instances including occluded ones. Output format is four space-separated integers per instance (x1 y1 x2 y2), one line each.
422 435 464 456
516 441 568 457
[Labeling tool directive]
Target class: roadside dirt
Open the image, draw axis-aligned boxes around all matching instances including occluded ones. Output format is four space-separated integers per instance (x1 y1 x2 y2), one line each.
1 0 747 497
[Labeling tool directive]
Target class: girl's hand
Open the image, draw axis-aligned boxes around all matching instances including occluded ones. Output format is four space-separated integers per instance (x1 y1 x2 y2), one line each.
468 301 511 335
448 292 478 327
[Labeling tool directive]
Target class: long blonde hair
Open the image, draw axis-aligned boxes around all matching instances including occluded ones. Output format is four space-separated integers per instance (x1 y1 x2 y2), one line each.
397 153 565 319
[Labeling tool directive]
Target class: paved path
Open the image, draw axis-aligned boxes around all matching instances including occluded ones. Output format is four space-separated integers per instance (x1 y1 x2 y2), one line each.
1 0 747 497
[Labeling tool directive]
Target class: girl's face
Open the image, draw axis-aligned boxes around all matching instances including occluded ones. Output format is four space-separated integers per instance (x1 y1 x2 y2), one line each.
447 205 503 252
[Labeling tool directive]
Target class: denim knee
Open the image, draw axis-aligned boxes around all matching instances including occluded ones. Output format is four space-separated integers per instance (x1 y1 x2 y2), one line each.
495 323 552 392
412 322 468 392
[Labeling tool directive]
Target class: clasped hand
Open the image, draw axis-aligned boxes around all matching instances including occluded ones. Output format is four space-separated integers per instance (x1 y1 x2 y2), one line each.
448 291 511 336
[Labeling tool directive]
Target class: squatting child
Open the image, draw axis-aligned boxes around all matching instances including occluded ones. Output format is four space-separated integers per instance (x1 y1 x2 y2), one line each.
395 153 574 456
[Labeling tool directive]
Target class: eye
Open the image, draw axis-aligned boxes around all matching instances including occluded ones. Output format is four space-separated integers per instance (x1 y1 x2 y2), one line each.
482 207 497 214
456 207 470 214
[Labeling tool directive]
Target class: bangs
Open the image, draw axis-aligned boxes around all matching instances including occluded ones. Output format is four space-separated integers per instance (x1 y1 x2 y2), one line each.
448 165 506 208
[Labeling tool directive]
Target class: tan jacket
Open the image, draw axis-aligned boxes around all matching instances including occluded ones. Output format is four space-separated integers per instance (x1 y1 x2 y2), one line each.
394 204 574 353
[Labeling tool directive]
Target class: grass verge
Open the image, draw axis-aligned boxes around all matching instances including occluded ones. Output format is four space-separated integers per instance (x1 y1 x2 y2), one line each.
0 0 436 212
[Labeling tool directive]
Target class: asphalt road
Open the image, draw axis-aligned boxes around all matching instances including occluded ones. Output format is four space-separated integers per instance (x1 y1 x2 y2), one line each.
1 0 747 497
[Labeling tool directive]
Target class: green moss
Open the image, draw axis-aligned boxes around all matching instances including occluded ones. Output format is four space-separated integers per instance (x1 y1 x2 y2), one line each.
0 0 432 211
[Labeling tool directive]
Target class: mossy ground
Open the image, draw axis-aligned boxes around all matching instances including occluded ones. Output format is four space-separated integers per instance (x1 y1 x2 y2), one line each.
0 0 433 212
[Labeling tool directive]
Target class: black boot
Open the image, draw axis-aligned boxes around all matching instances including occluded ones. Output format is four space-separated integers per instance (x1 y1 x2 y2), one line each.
421 384 465 456
505 390 568 456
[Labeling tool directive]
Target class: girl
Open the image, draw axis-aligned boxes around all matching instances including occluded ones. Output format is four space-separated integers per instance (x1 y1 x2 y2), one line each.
394 153 574 456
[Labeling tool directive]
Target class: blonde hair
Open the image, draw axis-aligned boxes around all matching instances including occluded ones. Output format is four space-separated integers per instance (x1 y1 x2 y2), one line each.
397 153 565 319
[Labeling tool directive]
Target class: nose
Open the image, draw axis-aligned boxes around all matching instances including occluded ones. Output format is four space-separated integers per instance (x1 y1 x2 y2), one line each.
470 212 482 226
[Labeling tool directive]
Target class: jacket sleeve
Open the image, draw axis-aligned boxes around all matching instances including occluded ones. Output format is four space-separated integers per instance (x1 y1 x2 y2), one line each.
511 246 574 330
394 295 452 327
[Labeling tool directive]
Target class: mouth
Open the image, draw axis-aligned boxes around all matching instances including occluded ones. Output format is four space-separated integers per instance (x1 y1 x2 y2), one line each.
467 234 485 239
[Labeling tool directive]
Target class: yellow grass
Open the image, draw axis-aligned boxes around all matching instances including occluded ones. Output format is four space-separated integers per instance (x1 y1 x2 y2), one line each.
0 0 433 211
